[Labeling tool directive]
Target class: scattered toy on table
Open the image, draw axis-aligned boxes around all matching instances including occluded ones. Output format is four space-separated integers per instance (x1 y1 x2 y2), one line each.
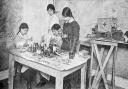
124 31 128 42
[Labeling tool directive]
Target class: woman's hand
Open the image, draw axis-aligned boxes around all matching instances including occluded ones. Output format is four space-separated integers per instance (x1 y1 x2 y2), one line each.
48 29 51 33
23 42 29 47
62 34 68 38
15 41 26 48
29 37 33 41
124 35 128 42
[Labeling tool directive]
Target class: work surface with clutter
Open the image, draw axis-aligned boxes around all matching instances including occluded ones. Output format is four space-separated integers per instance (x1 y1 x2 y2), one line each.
10 48 90 71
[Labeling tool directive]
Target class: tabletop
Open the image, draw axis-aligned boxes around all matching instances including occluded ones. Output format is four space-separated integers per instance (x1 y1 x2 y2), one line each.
9 49 90 71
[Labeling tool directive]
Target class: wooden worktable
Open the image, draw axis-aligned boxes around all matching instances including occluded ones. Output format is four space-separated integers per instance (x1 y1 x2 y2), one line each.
8 49 90 89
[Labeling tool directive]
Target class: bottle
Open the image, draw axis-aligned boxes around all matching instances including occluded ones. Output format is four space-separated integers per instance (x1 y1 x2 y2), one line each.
49 44 53 53
33 43 36 52
69 52 75 59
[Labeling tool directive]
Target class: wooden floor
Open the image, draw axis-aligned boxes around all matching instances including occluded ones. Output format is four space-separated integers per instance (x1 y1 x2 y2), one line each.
0 67 125 89
0 75 125 89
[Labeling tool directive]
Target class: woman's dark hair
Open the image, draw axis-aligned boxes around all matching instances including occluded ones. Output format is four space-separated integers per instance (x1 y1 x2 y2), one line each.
51 24 61 31
62 7 73 17
17 22 29 35
47 4 55 13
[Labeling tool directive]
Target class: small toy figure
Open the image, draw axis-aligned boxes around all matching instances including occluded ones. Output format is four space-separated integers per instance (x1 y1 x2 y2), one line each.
124 31 128 42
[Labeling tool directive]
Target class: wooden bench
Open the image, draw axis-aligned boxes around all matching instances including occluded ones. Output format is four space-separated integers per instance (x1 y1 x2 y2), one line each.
0 70 8 80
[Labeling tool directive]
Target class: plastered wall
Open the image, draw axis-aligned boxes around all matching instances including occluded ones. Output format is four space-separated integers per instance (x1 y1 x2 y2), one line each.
55 0 128 78
55 0 128 39
1 0 53 71
5 0 53 43
4 0 23 36
22 0 53 42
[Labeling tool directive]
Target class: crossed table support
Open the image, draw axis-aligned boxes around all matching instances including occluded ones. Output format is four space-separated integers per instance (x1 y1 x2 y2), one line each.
89 40 118 89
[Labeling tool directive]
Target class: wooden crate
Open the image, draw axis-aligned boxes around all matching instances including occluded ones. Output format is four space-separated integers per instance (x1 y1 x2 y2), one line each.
97 18 117 32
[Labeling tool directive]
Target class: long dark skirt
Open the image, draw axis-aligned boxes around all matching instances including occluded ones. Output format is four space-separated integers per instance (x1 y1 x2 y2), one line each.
22 68 36 82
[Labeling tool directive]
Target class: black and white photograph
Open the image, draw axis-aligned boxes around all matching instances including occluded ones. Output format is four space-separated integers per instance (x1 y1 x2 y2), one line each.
0 0 128 89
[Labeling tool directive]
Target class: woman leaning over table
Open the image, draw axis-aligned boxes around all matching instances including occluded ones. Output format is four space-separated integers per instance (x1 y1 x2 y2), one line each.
36 4 60 88
44 4 60 46
61 7 80 58
61 7 80 89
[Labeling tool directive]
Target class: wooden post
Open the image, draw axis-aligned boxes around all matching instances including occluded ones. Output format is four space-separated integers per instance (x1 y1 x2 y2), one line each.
89 44 94 89
8 54 14 89
112 46 117 89
56 73 63 89
93 44 109 89
81 63 87 89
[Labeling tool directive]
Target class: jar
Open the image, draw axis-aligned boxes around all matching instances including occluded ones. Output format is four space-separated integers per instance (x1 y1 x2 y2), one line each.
69 52 75 59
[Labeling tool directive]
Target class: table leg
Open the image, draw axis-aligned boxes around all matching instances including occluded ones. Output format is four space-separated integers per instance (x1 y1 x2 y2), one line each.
8 54 14 89
56 74 63 89
81 63 87 89
89 44 94 89
112 46 117 89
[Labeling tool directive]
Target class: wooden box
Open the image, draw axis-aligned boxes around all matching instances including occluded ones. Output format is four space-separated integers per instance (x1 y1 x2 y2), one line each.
97 18 117 32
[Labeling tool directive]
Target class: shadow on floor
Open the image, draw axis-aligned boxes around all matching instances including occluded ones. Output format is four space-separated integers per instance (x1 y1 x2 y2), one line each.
0 73 125 89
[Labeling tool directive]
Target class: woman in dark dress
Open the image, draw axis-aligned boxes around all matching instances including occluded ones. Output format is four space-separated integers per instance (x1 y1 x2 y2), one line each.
61 7 80 89
61 7 80 58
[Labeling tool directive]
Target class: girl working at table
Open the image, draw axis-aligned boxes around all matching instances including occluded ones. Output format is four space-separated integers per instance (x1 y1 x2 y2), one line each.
15 22 34 89
50 23 62 51
38 7 80 89
36 4 60 88
15 23 33 49
36 24 62 88
44 4 60 47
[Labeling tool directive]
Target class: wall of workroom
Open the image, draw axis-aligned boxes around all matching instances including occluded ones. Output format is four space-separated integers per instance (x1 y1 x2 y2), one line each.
55 0 128 78
4 0 53 43
0 0 24 71
55 0 128 39
0 0 53 70
0 0 9 71
22 0 53 42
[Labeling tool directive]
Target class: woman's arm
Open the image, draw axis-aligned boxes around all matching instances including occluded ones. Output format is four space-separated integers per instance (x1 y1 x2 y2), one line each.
62 34 68 38
70 22 80 53
70 37 78 53
15 35 28 48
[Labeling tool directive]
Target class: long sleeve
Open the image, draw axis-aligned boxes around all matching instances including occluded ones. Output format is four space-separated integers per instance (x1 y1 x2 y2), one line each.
46 14 60 46
50 34 62 49
49 14 59 30
14 33 28 48
70 21 80 53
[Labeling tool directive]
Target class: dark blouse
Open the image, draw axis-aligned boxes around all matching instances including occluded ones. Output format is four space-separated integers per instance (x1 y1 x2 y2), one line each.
61 21 80 52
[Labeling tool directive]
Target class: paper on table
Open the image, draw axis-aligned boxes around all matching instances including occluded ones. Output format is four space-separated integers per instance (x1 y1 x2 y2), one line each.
15 51 90 70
